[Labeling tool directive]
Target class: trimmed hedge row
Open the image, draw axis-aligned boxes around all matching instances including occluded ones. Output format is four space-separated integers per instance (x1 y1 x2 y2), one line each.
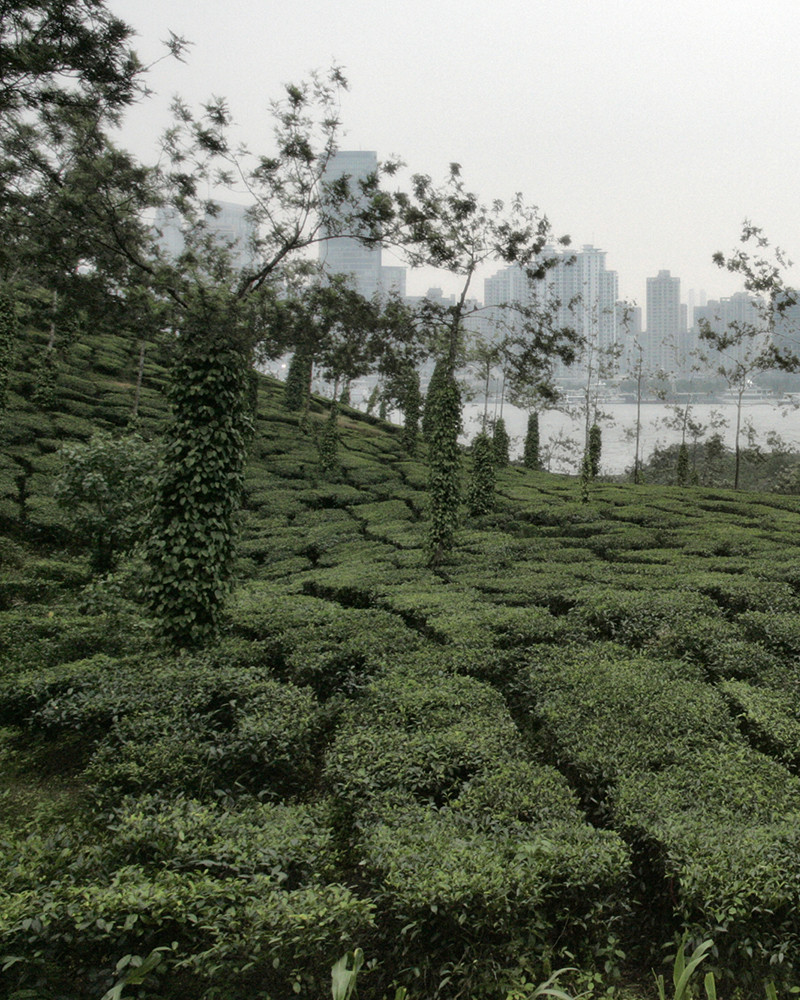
325 664 632 993
522 646 800 978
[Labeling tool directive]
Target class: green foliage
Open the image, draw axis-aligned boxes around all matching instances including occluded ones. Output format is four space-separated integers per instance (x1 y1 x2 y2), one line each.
493 415 510 466
54 430 157 571
467 432 495 516
425 363 462 565
105 795 336 882
32 345 58 409
654 937 715 1000
524 411 540 469
588 423 601 477
284 347 312 412
422 356 446 441
0 287 16 415
0 864 375 1000
84 673 321 799
318 403 340 476
325 665 630 995
144 339 251 646
331 948 366 1000
399 364 422 454
580 449 591 502
676 441 689 486
11 333 800 995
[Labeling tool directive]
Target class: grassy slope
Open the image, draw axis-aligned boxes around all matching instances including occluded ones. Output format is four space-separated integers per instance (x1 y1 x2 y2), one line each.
3 326 800 997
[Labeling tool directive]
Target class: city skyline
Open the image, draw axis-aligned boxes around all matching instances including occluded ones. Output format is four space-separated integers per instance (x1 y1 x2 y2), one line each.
108 0 800 311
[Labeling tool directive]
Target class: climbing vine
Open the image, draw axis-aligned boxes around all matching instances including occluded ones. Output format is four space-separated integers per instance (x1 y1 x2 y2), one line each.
426 364 462 566
589 423 602 478
523 412 540 469
492 416 510 467
400 364 422 455
467 432 495 517
0 287 16 415
144 337 251 646
284 348 312 414
318 402 340 476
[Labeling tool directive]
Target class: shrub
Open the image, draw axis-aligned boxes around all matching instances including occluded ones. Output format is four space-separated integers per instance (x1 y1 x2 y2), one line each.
615 747 800 980
54 430 158 571
720 680 800 767
566 589 719 650
739 610 800 657
526 649 739 790
325 669 520 812
106 795 336 884
0 866 375 1000
84 675 321 799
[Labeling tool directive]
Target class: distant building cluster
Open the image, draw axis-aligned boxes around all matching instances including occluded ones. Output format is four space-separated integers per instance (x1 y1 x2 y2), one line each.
158 150 800 383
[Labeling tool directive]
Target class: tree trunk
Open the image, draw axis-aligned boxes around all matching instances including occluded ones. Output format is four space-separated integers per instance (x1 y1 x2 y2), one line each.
734 389 743 489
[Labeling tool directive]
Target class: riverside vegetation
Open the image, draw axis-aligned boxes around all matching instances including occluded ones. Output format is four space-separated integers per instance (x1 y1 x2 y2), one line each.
5 322 800 1000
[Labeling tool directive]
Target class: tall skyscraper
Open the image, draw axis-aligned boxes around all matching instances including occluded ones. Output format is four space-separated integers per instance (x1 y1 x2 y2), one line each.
319 150 406 299
694 292 763 367
484 245 620 378
645 270 683 371
154 200 255 271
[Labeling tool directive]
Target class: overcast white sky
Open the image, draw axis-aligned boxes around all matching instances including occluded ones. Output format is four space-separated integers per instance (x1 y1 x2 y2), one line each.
111 0 800 308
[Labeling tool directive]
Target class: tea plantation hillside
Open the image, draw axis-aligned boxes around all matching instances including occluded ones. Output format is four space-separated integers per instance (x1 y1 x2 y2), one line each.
4 326 800 999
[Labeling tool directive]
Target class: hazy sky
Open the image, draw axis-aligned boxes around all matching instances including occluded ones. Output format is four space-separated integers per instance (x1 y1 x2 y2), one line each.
112 0 800 308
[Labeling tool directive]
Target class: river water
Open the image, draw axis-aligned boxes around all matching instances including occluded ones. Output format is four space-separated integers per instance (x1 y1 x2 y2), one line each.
299 366 800 478
458 400 800 475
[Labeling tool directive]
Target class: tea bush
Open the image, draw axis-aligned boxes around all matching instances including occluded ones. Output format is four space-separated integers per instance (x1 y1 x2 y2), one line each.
526 650 739 787
0 865 375 1000
84 676 321 799
720 680 800 766
615 747 800 979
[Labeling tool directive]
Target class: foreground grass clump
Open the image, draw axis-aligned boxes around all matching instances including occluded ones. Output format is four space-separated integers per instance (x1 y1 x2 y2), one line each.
5 335 800 996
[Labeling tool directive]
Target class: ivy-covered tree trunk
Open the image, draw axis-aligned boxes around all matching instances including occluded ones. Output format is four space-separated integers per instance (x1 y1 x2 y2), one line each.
588 423 602 478
492 416 510 467
426 364 462 566
145 335 251 647
32 345 58 409
284 348 312 413
318 401 340 476
523 411 540 469
467 432 495 516
400 364 422 455
422 358 447 441
0 287 16 415
580 449 592 504
676 441 689 486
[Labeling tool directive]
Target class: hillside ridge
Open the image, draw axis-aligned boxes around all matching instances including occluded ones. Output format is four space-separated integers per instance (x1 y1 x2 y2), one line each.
3 325 800 998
